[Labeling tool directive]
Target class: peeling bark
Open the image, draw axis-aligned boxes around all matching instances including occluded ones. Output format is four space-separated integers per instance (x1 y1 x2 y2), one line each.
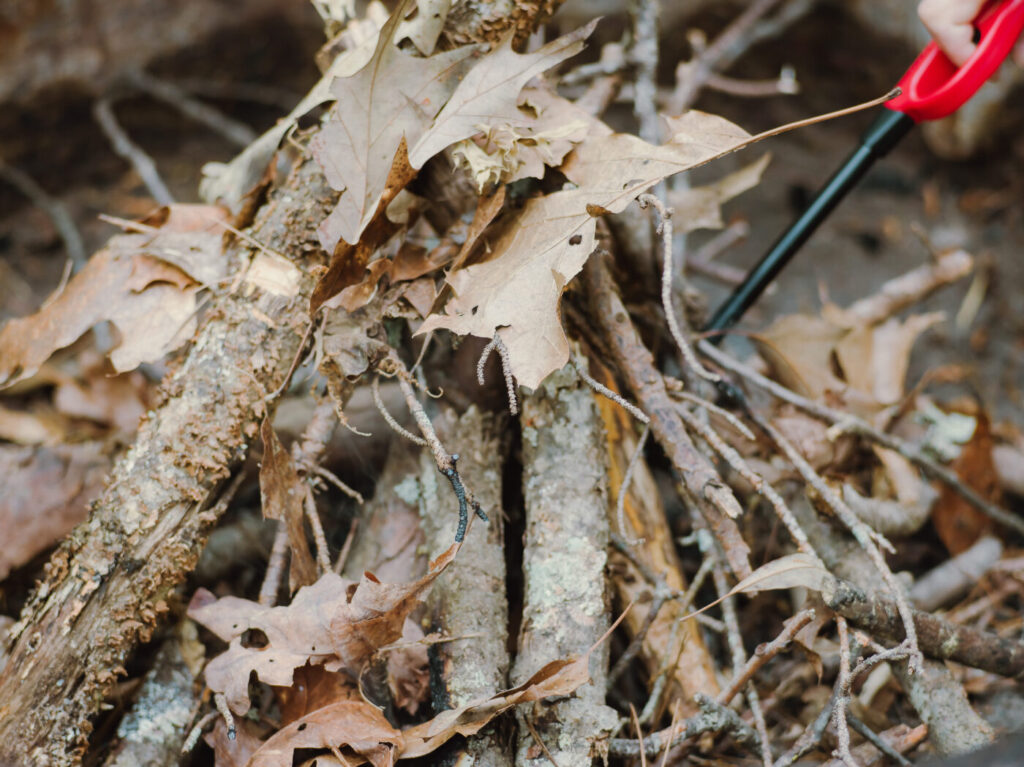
513 363 618 767
420 406 512 767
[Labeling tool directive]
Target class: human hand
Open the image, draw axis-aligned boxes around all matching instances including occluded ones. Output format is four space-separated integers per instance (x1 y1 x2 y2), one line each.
918 0 1024 66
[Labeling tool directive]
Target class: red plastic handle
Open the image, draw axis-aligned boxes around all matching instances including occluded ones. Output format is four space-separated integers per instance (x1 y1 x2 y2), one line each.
887 0 1024 122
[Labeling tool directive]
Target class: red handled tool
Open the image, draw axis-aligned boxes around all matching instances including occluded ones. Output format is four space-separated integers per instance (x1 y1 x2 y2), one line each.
706 0 1024 337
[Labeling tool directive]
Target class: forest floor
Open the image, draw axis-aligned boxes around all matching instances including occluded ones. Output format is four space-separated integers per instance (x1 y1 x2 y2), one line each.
2 1 1024 764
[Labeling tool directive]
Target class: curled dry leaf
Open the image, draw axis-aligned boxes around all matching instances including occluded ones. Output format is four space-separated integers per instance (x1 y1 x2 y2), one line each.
0 206 231 386
249 700 403 767
247 637 595 767
420 111 753 389
260 418 318 592
203 718 265 767
187 542 459 714
668 153 770 234
681 554 835 623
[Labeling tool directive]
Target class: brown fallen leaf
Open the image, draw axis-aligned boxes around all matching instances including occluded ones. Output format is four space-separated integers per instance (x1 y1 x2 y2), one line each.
668 153 770 234
249 700 403 767
260 418 318 592
0 210 224 386
276 664 362 726
419 111 754 388
188 542 459 714
0 442 110 579
396 0 450 55
204 718 265 767
932 410 999 554
310 0 482 252
248 618 606 767
0 404 65 445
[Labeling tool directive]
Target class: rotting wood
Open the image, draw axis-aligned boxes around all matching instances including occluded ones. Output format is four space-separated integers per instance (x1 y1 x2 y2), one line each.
584 251 753 579
513 362 619 767
0 153 330 766
420 406 511 767
594 376 720 717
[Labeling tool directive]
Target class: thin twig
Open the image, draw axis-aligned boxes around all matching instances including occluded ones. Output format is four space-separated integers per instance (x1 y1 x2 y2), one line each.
630 704 648 767
180 711 218 754
524 714 562 767
716 609 815 707
832 617 858 767
304 487 331 574
638 193 719 383
847 714 912 767
670 0 786 113
615 423 650 544
213 692 235 741
306 464 364 503
629 0 660 145
384 352 486 542
0 161 86 270
93 97 174 205
713 553 772 766
607 579 670 689
676 405 818 560
699 338 1024 536
125 68 258 147
574 357 650 424
333 518 359 574
611 693 757 757
372 375 427 446
259 525 288 607
476 332 518 415
670 387 755 440
752 410 923 675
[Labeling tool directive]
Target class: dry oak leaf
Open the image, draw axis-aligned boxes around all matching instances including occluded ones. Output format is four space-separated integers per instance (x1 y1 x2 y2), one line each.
0 206 231 386
260 418 318 592
247 636 595 767
450 87 604 190
188 542 459 714
419 111 753 389
312 5 594 253
248 700 403 767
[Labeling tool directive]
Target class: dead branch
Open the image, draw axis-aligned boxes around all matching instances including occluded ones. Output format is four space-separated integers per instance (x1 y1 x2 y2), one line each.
609 693 757 758
101 630 197 767
585 251 752 578
909 535 1003 612
789 498 994 755
512 362 619 767
0 161 86 270
0 155 328 765
825 575 1024 679
420 407 511 767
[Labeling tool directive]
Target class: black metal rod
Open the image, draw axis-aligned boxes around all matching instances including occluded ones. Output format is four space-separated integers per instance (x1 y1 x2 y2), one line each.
705 108 916 339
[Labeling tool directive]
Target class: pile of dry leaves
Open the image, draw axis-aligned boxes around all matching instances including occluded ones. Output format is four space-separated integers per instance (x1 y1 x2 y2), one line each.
2 1 1024 766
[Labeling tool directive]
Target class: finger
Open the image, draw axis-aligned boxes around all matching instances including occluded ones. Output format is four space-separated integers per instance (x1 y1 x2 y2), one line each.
918 0 989 66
